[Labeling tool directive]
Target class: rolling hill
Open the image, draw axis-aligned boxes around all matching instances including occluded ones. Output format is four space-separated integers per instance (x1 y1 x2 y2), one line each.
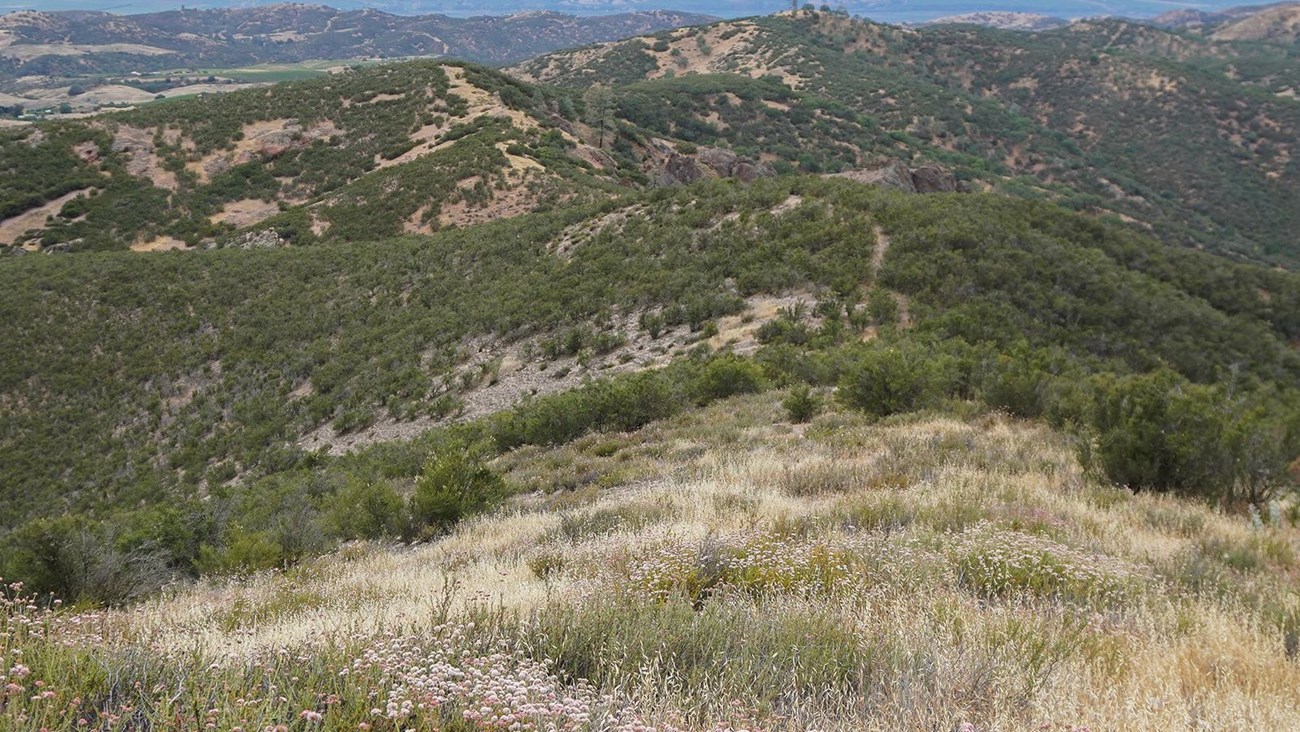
1155 2 1300 43
511 10 1300 264
6 9 1300 264
0 5 715 77
0 61 626 252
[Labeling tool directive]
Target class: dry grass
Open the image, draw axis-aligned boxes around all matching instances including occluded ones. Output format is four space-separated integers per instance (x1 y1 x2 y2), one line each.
6 394 1299 730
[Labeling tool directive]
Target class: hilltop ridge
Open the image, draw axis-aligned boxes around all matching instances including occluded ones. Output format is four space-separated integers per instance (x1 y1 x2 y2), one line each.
0 4 715 77
1154 2 1300 42
512 10 1300 264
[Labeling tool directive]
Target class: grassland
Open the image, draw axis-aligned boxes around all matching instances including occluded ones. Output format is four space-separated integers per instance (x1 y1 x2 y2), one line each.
4 392 1298 730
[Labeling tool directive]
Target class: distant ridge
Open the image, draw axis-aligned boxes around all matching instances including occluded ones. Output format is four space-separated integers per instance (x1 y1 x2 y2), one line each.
0 4 717 75
1153 1 1300 43
924 12 1069 31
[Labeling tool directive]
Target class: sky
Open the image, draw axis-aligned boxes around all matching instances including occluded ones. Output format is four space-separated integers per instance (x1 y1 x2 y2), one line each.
0 0 1259 22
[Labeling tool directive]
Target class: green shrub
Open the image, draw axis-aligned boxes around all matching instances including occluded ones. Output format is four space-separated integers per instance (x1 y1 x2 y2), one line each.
1089 369 1299 501
866 289 898 325
783 384 821 423
693 355 765 404
196 527 282 576
408 446 507 538
327 478 405 540
837 345 954 417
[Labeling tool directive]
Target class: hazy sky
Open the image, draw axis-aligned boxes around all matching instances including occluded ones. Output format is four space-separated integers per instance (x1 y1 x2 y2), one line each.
0 0 1254 22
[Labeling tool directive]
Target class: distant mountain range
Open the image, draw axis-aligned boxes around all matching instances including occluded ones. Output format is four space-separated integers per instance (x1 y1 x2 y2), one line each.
0 1 1286 22
0 5 716 75
1154 2 1300 42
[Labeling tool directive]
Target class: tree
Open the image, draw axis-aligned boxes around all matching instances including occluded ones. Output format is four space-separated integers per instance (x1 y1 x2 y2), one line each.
583 83 617 149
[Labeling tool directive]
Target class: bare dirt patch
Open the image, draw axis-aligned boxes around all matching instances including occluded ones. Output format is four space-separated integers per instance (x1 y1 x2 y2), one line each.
553 204 649 259
187 118 337 184
0 187 92 245
708 292 817 354
643 23 792 83
446 66 538 132
130 236 190 252
436 167 552 229
309 210 331 237
380 120 452 168
110 125 179 191
210 198 280 227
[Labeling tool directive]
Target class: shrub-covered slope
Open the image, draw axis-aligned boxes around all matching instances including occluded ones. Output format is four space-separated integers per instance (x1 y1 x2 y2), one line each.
514 11 1300 264
0 60 621 252
2 177 1298 582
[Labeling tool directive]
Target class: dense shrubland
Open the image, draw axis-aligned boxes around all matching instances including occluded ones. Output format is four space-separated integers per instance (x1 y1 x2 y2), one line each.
518 10 1300 265
2 176 1298 602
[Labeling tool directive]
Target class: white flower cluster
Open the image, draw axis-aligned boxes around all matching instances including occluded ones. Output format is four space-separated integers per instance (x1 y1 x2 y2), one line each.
949 523 1148 604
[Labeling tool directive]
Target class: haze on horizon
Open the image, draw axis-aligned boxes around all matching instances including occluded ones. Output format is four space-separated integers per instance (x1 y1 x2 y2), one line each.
0 0 1270 23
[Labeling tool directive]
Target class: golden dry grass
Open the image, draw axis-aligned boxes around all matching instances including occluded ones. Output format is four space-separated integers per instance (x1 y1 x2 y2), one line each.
16 393 1300 730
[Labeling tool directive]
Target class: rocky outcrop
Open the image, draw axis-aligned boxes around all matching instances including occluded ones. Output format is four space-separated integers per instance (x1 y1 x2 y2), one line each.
226 229 288 249
695 147 773 182
910 165 961 193
647 139 774 186
830 161 967 194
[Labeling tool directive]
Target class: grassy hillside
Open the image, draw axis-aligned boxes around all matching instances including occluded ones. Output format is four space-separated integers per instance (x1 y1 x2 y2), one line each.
4 394 1300 729
513 11 1300 264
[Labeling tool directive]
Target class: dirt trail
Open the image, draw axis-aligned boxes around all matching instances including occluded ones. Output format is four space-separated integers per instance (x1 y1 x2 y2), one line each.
870 224 911 329
871 224 890 278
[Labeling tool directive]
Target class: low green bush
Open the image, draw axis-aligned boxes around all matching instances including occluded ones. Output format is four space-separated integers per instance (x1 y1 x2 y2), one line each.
408 445 508 539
